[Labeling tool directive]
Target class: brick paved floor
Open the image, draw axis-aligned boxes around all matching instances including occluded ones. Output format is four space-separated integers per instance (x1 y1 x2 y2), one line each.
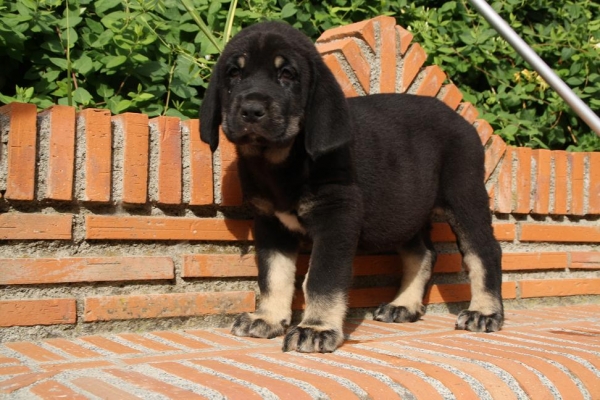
1 304 599 399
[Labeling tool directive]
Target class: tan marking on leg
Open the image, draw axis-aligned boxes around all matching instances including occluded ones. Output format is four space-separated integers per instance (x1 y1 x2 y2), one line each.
301 288 348 332
389 249 433 314
249 197 274 215
275 211 306 234
256 251 297 326
464 253 501 315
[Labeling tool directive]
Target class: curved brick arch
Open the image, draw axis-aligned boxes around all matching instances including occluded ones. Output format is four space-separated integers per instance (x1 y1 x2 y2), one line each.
315 16 504 182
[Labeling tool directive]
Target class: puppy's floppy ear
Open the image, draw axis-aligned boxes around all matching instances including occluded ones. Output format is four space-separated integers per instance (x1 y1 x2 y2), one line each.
199 65 222 152
304 57 352 159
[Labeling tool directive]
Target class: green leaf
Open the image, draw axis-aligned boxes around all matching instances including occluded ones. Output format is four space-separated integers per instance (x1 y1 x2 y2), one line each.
280 3 298 18
104 55 127 69
97 84 114 98
49 57 68 70
73 54 94 75
73 87 93 105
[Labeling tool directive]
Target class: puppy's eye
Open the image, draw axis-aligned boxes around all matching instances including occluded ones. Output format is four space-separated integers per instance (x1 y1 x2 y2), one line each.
278 67 296 82
228 67 241 78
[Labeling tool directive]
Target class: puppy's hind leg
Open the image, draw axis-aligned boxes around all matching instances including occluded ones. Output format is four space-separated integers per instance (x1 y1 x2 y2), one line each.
443 177 504 332
374 231 436 323
231 216 299 339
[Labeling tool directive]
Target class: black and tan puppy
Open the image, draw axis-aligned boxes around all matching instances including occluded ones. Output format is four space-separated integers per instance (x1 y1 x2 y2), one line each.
200 21 503 353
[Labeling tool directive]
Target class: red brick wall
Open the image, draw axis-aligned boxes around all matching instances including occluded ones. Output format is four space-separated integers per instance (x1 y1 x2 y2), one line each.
0 16 598 338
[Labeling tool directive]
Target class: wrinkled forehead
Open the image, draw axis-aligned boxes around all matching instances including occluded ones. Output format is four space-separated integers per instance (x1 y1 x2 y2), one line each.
221 30 310 70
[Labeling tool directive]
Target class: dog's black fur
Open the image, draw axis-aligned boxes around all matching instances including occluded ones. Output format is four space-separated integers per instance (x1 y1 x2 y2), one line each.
200 21 503 353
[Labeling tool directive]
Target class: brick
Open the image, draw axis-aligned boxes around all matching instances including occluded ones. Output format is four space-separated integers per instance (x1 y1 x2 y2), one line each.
183 119 213 205
520 224 600 242
105 368 207 399
520 278 600 298
316 19 376 52
343 346 479 399
413 65 445 96
43 338 103 359
484 135 507 182
403 341 519 399
85 215 253 241
396 25 413 54
0 365 30 376
514 147 532 214
113 113 149 204
458 102 479 124
294 282 516 309
0 298 76 327
474 119 493 145
182 253 257 277
0 372 57 394
425 282 516 304
118 333 181 352
40 106 76 201
589 152 600 214
502 252 567 271
437 83 463 110
322 53 360 97
434 253 462 273
428 338 557 400
30 380 88 400
79 336 141 355
84 291 255 321
78 109 112 202
431 222 515 242
194 358 318 399
496 146 513 213
553 150 568 214
532 149 551 214
399 43 427 93
379 17 398 93
4 342 66 362
317 38 371 93
150 116 182 205
258 353 400 400
153 361 264 399
0 256 174 285
569 152 585 216
462 335 598 398
570 252 600 269
150 331 212 350
0 213 72 240
0 103 37 200
71 377 140 400
219 128 243 206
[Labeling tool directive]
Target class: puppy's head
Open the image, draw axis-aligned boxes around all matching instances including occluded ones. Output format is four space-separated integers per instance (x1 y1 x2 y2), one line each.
200 21 351 160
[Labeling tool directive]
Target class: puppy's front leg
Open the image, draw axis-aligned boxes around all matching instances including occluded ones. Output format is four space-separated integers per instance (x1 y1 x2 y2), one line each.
283 186 362 353
232 216 299 339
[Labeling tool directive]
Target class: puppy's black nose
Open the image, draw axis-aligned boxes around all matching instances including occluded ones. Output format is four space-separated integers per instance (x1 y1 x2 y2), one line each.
240 100 266 123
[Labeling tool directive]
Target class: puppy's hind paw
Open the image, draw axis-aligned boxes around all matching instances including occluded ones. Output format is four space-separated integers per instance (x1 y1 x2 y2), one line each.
455 310 503 332
373 303 423 323
282 325 343 353
231 312 287 339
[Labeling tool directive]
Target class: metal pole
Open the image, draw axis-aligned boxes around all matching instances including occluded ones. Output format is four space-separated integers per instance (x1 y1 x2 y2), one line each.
467 0 600 136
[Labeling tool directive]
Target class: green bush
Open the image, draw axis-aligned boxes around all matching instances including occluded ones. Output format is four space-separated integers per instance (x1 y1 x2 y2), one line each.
0 0 598 150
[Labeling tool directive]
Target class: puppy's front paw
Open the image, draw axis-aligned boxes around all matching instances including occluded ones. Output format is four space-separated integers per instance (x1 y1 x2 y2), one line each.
282 325 344 353
231 312 287 339
455 310 503 332
373 303 423 323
